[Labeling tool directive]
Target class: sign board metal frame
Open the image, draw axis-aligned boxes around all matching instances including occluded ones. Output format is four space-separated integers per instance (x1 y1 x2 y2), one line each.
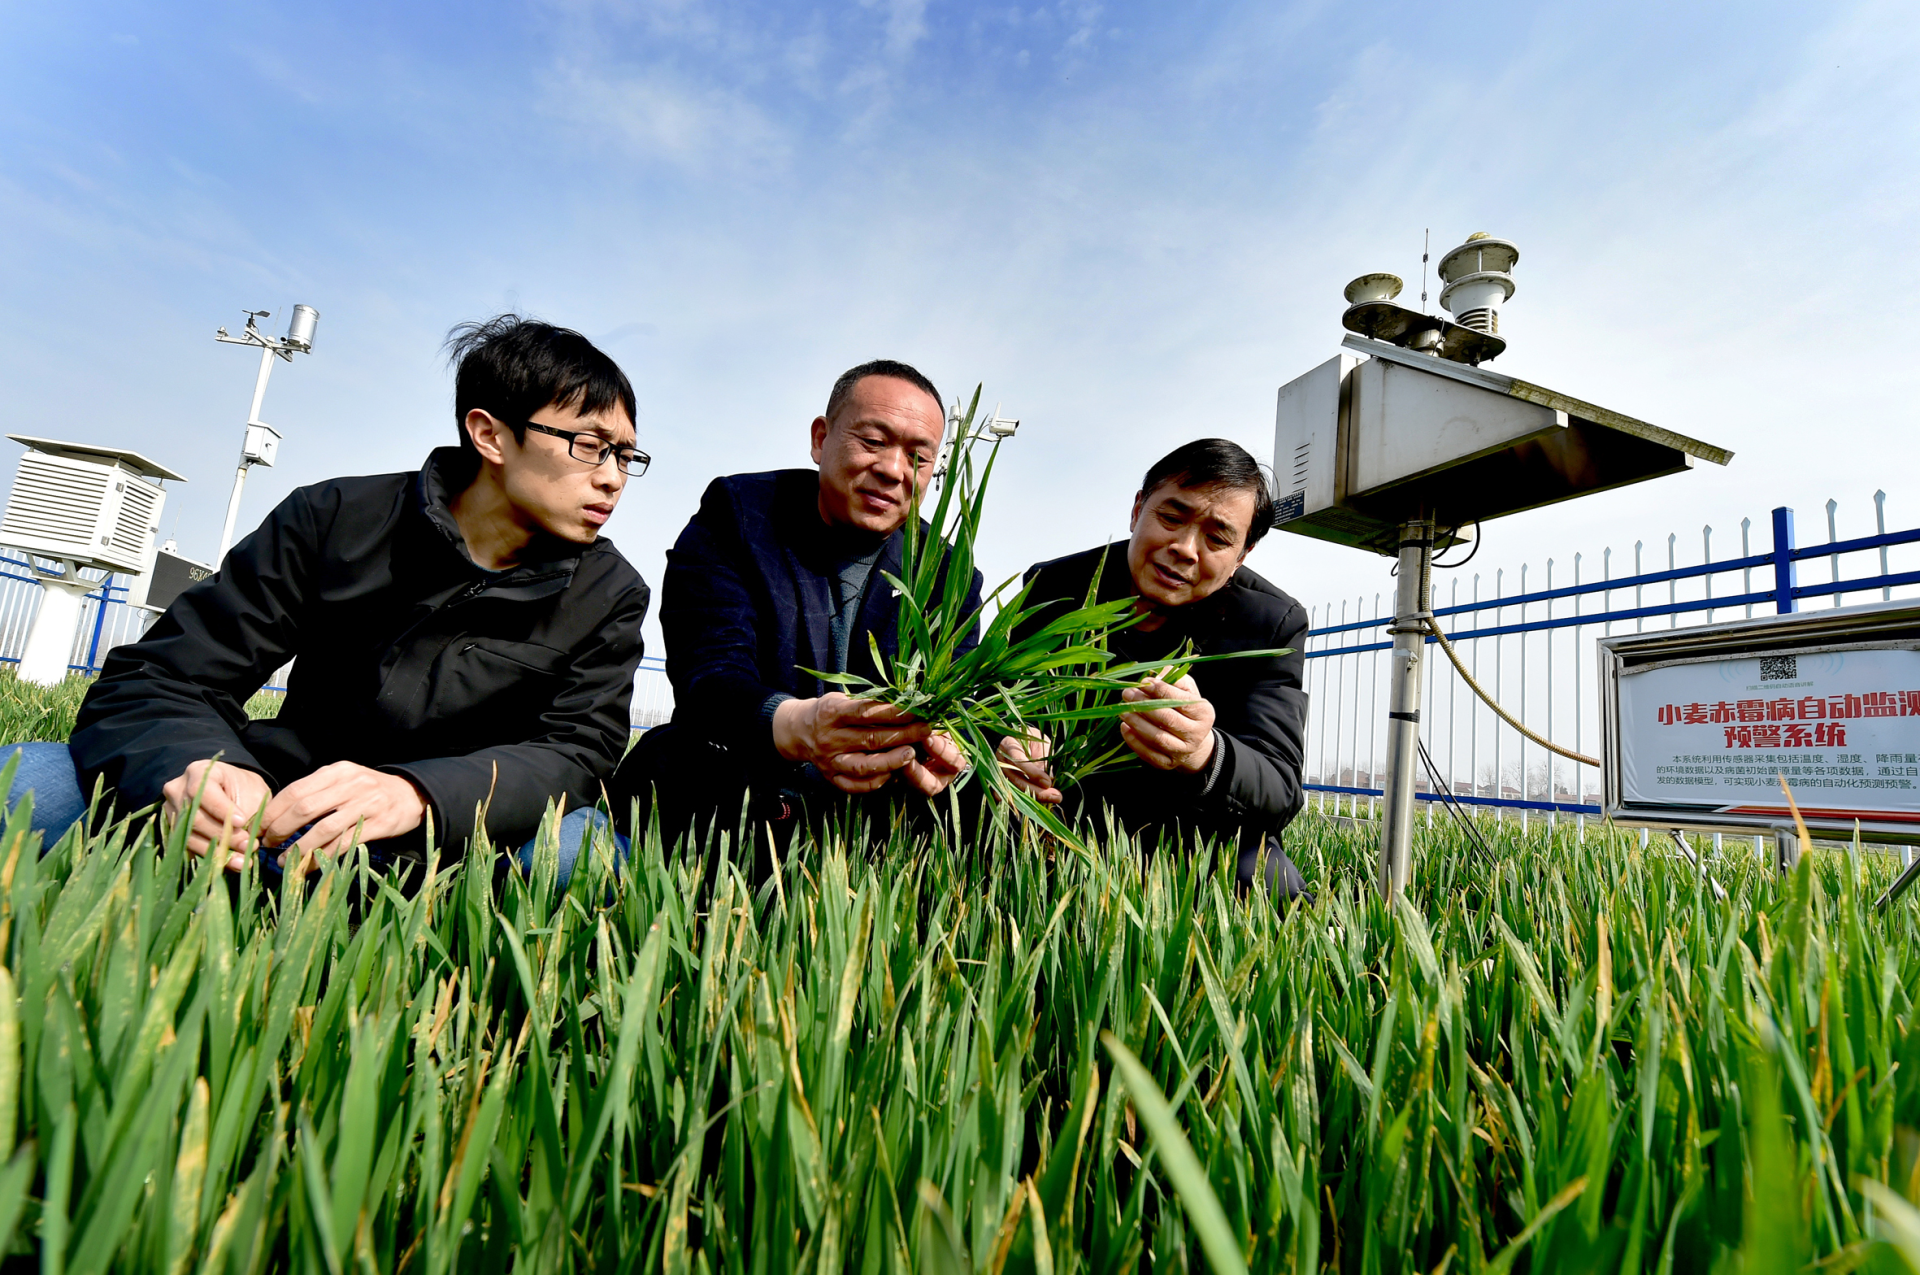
1599 599 1920 842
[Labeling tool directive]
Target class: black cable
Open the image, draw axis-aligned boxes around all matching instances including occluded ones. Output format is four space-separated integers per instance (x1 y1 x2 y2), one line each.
1420 741 1474 841
1431 521 1482 570
1417 736 1494 864
1425 754 1492 864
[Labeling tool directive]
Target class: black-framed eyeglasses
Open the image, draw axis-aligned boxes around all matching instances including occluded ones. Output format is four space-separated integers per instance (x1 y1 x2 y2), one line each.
524 421 651 477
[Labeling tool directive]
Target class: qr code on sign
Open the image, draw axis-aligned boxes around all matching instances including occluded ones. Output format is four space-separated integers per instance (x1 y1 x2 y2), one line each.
1760 656 1798 682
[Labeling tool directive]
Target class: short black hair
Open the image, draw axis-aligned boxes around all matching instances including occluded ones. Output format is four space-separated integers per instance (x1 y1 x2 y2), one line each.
823 359 943 427
1139 438 1276 550
444 315 637 453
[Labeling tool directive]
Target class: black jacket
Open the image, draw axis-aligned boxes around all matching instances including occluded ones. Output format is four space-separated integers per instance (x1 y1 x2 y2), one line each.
1019 545 1310 851
639 468 982 778
71 448 649 852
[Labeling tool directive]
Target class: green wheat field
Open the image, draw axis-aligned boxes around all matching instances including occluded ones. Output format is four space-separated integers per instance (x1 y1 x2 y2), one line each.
7 673 1920 1272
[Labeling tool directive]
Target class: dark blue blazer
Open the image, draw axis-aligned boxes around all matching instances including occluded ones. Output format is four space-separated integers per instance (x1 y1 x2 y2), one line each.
659 469 984 754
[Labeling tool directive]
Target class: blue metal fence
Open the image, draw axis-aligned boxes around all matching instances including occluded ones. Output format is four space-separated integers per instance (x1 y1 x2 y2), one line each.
0 555 149 675
1300 499 1920 825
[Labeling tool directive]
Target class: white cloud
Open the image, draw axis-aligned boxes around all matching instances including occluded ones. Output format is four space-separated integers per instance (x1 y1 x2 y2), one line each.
1058 1 1102 59
857 0 930 60
538 59 791 173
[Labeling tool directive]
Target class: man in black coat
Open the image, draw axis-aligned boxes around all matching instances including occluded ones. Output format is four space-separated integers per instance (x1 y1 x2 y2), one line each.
613 359 975 849
1001 438 1312 898
52 316 650 881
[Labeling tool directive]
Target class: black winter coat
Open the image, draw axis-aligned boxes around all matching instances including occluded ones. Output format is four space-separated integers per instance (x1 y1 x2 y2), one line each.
70 448 649 853
1019 545 1310 852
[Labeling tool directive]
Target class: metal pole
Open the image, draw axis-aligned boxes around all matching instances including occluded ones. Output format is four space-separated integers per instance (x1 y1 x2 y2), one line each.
1336 599 1351 810
1447 577 1458 809
1667 532 1677 628
1470 573 1480 801
1742 518 1752 618
84 575 111 672
217 465 251 563
1519 563 1529 831
1827 498 1841 607
1772 507 1798 614
1774 825 1801 874
1424 594 1437 828
1703 525 1713 623
1378 518 1433 901
1367 592 1381 817
1308 606 1322 810
1668 829 1726 900
1351 595 1365 814
217 345 277 561
1520 564 1536 833
1573 553 1584 839
245 342 275 424
1603 547 1613 636
1545 559 1554 830
18 568 95 686
1877 490 1891 600
1494 569 1504 821
1875 849 1920 912
1634 541 1644 632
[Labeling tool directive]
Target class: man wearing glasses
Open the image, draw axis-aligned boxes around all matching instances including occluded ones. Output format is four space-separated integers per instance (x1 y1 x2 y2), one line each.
40 315 650 885
612 359 975 861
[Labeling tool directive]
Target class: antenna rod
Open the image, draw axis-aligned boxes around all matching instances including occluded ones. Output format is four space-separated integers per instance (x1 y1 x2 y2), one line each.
1421 228 1430 312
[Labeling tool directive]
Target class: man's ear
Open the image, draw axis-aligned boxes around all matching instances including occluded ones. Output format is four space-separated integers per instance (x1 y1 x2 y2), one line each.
465 410 510 465
1128 491 1145 532
808 415 830 466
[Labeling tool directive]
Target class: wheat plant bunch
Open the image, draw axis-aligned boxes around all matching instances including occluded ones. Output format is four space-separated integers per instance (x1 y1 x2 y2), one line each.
806 387 1284 850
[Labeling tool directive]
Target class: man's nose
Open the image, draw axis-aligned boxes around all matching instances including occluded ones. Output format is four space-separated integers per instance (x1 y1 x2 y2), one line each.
872 446 909 484
1168 529 1200 560
593 457 627 492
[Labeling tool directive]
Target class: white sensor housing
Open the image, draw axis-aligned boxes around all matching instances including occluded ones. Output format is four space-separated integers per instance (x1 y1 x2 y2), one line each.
1437 233 1518 335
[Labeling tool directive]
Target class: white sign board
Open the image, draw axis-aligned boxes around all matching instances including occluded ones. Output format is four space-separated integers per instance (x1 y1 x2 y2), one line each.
1618 648 1920 825
1601 602 1920 840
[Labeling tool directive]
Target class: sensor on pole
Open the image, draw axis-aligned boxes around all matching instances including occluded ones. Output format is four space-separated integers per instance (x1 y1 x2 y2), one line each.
1436 233 1519 335
214 305 318 561
935 400 1021 478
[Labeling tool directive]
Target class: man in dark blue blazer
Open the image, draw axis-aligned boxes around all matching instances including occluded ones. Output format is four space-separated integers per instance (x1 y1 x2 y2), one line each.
614 360 978 849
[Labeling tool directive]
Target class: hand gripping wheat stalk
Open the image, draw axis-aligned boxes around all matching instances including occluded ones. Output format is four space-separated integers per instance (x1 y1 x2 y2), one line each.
805 386 1290 856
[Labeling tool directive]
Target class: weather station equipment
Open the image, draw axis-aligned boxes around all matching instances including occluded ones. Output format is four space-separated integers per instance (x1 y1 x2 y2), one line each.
214 305 318 561
135 539 217 614
0 437 186 685
935 400 1020 479
1271 233 1734 900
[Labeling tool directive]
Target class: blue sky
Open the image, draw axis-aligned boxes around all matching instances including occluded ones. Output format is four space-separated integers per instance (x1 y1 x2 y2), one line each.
3 0 1916 652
